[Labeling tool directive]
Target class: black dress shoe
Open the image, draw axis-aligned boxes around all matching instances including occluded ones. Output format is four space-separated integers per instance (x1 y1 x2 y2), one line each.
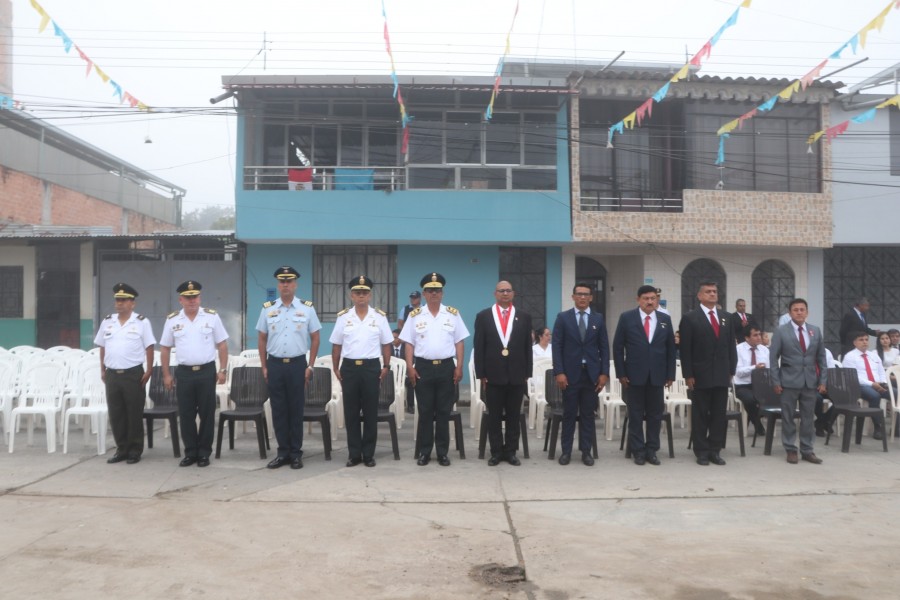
346 457 362 467
506 455 521 466
197 457 210 467
646 453 661 466
558 453 571 465
126 455 141 464
290 457 303 469
815 427 826 438
487 456 502 466
696 455 710 466
364 458 376 467
266 456 289 469
179 456 198 467
107 454 127 464
437 455 451 467
633 455 646 466
581 453 595 466
709 452 726 466
417 455 430 466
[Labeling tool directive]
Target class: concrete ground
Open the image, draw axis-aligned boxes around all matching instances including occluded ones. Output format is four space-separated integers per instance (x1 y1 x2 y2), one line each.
1 411 899 600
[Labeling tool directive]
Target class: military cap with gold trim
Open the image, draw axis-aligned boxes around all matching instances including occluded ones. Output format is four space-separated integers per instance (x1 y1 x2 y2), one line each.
177 281 202 296
350 275 374 291
274 265 300 280
420 272 446 289
112 283 138 299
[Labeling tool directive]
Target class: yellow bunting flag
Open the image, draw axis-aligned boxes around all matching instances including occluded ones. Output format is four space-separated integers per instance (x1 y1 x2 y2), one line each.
670 65 691 82
717 119 740 137
622 112 637 129
29 0 51 33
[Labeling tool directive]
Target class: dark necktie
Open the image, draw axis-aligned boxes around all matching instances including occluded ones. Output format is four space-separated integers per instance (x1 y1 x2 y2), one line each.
709 310 719 338
578 311 587 341
798 326 806 353
750 346 756 366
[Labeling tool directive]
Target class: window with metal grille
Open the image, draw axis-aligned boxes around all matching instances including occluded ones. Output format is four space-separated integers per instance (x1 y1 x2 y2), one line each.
313 246 397 322
752 260 795 333
681 259 727 315
0 266 24 318
499 247 547 328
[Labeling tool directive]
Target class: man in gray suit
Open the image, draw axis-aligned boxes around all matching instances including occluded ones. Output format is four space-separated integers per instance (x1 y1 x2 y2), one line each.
769 298 828 464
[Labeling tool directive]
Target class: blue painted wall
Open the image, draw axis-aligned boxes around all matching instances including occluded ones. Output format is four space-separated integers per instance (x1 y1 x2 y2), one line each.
0 320 36 348
245 245 315 347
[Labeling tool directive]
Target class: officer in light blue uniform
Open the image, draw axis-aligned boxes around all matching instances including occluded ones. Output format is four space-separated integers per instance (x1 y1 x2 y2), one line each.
256 266 321 469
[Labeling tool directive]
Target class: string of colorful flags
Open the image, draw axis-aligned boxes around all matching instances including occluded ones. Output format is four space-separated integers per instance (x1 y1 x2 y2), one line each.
485 0 520 121
29 0 149 110
0 93 25 111
607 0 752 148
807 93 900 146
715 0 900 165
381 0 412 156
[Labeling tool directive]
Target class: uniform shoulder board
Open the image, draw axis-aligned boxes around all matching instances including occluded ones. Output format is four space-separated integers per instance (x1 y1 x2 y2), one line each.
408 307 422 317
336 308 350 317
376 308 387 317
104 314 112 320
446 306 459 315
302 299 314 307
204 308 217 315
136 314 146 320
263 300 273 308
167 311 179 319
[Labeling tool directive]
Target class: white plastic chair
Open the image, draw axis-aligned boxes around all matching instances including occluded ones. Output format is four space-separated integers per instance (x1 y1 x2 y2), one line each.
239 349 260 361
313 355 341 440
602 376 625 441
468 353 485 432
528 357 553 434
63 368 108 455
389 356 407 428
9 360 68 452
665 379 693 429
885 364 900 439
0 361 18 443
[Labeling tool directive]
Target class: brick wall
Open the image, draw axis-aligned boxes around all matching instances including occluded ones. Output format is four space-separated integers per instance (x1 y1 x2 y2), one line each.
1 165 177 234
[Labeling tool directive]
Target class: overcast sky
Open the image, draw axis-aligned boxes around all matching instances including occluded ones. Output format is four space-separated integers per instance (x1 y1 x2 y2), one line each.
8 0 900 212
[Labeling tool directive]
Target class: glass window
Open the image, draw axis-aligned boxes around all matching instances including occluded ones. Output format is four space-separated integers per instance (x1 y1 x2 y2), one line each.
512 169 555 190
408 168 455 189
462 168 506 190
340 126 363 167
333 102 363 118
409 112 443 164
446 112 482 164
0 266 24 318
313 246 397 322
368 126 398 166
523 113 557 165
313 125 338 166
486 113 521 164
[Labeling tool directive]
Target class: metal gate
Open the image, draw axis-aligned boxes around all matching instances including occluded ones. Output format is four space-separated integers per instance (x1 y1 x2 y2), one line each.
97 246 245 353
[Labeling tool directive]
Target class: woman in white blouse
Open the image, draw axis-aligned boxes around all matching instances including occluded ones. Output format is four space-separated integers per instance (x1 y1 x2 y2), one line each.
877 331 899 367
532 326 552 358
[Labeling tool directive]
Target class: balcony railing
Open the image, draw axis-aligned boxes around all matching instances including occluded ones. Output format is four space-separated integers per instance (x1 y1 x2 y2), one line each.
243 166 407 191
579 191 683 213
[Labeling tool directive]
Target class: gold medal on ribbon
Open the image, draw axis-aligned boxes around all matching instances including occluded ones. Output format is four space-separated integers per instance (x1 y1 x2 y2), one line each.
501 348 509 356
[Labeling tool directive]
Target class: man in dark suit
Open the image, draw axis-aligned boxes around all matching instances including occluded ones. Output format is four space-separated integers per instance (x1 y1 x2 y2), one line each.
473 281 533 466
613 285 676 466
551 283 610 466
769 298 828 464
679 281 737 466
732 298 756 343
838 297 877 357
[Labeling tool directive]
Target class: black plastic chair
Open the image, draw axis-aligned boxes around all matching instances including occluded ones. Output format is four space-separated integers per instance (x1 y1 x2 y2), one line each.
686 410 745 457
825 367 888 453
215 366 270 460
376 372 401 460
477 393 530 460
144 365 180 457
750 368 798 456
303 366 333 460
542 369 599 460
619 412 675 459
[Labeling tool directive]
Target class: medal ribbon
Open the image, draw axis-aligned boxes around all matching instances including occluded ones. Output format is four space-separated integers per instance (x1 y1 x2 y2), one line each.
493 304 514 349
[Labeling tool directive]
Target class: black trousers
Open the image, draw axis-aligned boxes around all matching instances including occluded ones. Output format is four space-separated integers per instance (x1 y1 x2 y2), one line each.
626 383 665 456
561 369 598 455
690 386 728 457
175 363 217 459
485 382 526 458
340 359 380 460
267 356 307 459
734 384 764 428
105 365 145 458
414 358 455 458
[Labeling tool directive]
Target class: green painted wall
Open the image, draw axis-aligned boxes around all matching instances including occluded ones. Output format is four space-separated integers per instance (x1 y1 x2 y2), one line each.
0 320 36 348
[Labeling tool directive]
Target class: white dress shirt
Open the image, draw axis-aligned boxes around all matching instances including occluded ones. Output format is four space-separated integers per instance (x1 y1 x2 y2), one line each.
734 341 770 385
842 348 887 386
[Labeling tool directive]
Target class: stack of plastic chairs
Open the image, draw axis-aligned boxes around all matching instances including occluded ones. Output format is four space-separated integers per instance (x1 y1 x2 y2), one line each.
8 359 68 452
63 366 108 455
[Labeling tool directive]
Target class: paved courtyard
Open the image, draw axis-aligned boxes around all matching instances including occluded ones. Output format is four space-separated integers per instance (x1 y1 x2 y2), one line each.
1 412 898 599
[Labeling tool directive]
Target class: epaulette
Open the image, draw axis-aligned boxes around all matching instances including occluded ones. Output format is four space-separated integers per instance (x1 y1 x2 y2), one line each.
409 307 422 317
204 308 217 314
376 308 387 317
104 314 112 320
167 311 179 319
263 301 273 308
136 314 146 320
446 306 459 315
337 308 350 317
301 299 314 307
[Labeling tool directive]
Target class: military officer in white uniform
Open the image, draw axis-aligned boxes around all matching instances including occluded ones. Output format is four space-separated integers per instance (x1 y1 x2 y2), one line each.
94 283 156 464
256 266 321 470
160 281 229 468
399 272 469 466
330 275 393 467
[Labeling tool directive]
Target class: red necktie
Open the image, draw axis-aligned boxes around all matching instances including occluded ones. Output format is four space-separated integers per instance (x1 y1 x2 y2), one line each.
862 353 876 382
644 315 651 340
741 313 747 325
750 346 756 366
798 326 806 353
709 310 719 338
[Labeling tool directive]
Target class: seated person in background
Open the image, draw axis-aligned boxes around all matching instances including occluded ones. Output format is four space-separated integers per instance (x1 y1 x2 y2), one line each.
876 331 899 368
533 326 552 359
761 331 771 347
889 328 900 350
733 325 769 436
841 331 890 440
